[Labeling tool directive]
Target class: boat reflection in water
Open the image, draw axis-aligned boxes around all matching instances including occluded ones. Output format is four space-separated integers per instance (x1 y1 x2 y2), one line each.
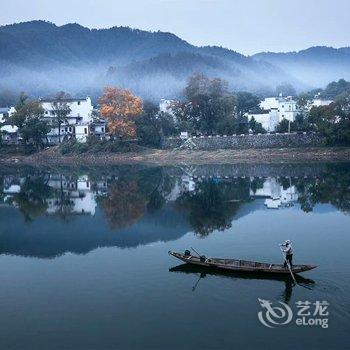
169 264 316 303
0 163 349 350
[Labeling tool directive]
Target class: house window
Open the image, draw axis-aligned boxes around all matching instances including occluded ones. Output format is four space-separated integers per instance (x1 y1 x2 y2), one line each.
45 111 49 115
69 127 72 132
84 127 88 134
65 127 68 132
101 127 105 132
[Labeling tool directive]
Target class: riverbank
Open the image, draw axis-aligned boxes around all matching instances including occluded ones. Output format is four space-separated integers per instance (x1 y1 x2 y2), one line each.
0 146 349 166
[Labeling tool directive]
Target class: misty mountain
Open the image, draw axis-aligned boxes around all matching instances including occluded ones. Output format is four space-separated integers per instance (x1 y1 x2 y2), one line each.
0 20 296 100
253 46 350 87
106 50 294 99
0 20 348 102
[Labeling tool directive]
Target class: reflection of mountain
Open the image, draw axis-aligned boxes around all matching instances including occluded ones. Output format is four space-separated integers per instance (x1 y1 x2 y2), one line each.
0 163 349 259
0 203 189 259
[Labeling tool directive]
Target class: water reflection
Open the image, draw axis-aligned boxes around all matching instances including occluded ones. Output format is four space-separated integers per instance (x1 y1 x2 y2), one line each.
0 163 349 258
169 263 316 303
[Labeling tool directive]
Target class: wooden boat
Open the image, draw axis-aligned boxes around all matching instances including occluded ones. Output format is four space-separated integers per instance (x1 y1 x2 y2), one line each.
170 263 316 285
168 250 317 275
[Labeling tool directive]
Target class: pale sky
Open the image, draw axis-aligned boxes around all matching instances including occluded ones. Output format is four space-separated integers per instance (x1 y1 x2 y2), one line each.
0 0 349 55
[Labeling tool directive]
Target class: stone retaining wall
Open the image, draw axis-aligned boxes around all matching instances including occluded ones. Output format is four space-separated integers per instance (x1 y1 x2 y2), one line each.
162 132 326 150
164 163 329 178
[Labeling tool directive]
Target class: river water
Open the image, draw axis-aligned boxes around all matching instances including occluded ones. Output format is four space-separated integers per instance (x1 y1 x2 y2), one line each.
0 163 349 349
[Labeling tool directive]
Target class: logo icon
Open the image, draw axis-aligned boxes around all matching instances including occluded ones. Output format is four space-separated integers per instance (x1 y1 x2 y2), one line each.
258 298 293 328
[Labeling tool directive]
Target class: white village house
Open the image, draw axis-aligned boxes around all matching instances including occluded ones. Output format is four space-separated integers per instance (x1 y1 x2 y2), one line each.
40 96 106 143
309 93 333 109
0 97 106 144
0 106 16 121
250 177 298 209
251 93 334 132
1 173 108 217
247 94 300 132
159 99 174 114
247 109 280 132
0 107 18 142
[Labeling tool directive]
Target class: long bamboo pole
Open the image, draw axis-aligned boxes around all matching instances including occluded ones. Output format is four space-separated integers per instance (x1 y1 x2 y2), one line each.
191 247 202 257
280 245 297 284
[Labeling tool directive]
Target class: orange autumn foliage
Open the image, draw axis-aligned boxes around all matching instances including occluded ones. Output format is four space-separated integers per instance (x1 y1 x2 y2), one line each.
100 180 146 230
99 86 142 138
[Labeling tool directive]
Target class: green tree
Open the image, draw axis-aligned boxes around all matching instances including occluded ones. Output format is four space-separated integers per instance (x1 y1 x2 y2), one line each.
9 94 49 148
235 92 260 118
297 93 313 110
21 117 51 149
11 176 53 222
235 92 260 134
158 110 178 136
249 117 266 134
276 119 290 133
292 114 312 132
136 101 162 147
9 92 31 129
174 73 237 135
277 114 311 133
323 79 350 99
307 93 350 145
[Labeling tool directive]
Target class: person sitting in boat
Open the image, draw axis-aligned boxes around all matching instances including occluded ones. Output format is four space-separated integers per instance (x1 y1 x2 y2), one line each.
280 240 293 269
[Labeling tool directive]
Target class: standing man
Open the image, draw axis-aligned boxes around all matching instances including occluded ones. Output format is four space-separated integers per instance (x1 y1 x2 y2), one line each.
280 240 293 269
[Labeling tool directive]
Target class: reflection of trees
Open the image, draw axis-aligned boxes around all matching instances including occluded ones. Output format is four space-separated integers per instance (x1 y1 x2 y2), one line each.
0 175 4 203
99 168 174 230
11 176 52 222
2 163 350 231
143 168 175 214
294 164 350 213
250 177 265 194
147 190 165 213
100 180 147 230
53 174 74 220
176 179 251 236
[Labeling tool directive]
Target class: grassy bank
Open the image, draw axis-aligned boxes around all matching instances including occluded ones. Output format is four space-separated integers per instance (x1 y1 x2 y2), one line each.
0 146 349 166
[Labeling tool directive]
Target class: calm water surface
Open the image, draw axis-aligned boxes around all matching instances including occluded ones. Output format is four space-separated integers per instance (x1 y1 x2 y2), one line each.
0 163 349 349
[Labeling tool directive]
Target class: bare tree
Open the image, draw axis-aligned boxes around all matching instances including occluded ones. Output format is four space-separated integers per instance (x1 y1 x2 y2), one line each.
51 91 71 143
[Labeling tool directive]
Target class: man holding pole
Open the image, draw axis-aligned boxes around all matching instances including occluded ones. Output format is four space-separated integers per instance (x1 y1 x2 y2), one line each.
280 240 293 269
